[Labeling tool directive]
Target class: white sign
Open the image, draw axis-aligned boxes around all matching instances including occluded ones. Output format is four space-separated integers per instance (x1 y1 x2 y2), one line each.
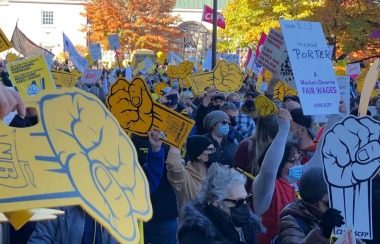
108 34 121 50
63 33 88 72
346 63 361 76
168 51 183 66
334 225 355 244
315 76 350 122
222 54 240 66
89 43 102 60
280 20 340 115
81 69 103 84
125 66 133 81
321 115 380 240
327 45 334 60
202 50 221 71
256 28 296 89
250 62 263 76
140 57 155 75
259 82 268 94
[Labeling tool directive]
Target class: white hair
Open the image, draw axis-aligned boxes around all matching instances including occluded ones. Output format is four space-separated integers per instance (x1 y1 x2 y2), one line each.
197 163 246 205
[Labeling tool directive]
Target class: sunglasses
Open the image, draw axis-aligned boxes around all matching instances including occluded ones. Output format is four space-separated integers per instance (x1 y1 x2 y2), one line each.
223 193 252 207
188 97 195 100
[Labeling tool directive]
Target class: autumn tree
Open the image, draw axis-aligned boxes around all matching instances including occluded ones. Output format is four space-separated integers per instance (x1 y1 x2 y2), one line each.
81 0 184 53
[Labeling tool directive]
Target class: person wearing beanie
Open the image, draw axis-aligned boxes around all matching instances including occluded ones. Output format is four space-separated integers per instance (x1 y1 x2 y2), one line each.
165 135 214 226
203 110 238 167
278 168 345 244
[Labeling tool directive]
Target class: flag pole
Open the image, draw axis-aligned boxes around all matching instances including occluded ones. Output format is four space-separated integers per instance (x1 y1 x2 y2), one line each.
195 5 205 73
211 0 217 70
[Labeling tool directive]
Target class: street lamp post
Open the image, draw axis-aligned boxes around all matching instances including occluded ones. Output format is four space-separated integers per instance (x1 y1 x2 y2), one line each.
87 23 92 48
183 29 186 59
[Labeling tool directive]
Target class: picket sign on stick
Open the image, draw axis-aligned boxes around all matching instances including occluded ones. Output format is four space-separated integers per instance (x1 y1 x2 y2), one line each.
107 76 195 149
359 59 379 116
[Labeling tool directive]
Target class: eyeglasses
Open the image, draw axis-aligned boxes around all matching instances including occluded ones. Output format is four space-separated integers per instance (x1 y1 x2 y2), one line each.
223 194 252 207
204 147 216 153
220 120 231 125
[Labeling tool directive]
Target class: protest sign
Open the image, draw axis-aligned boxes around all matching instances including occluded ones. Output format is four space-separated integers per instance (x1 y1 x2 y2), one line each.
260 81 268 94
89 43 102 60
327 45 334 60
8 56 56 97
346 63 361 77
202 5 225 29
51 69 79 88
81 69 103 84
255 32 267 60
140 57 155 74
335 225 355 244
280 20 340 115
168 51 183 66
250 62 263 76
274 81 298 101
321 115 380 239
256 28 296 89
255 94 278 116
107 34 121 50
0 27 13 53
337 60 346 67
107 76 195 149
188 60 244 95
315 76 350 122
359 59 379 116
202 50 221 71
63 33 88 72
0 88 152 244
245 48 255 69
222 54 240 66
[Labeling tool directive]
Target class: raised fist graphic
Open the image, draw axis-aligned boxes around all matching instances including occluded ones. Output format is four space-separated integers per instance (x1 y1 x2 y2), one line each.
254 94 278 117
27 81 40 96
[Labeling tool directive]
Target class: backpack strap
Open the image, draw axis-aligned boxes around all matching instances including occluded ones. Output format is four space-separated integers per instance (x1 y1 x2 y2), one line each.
294 216 310 236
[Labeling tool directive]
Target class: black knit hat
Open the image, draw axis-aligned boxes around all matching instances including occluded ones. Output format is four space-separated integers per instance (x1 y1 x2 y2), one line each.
299 167 327 204
186 136 213 162
290 108 317 139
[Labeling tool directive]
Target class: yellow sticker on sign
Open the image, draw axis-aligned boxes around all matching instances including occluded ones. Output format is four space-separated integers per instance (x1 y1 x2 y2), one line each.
0 28 13 53
255 94 279 116
7 56 56 97
0 88 152 244
187 60 244 95
107 76 195 149
51 70 79 88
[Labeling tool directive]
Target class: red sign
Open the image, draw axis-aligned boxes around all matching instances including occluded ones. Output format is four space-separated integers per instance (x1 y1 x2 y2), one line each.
255 32 268 60
202 5 225 29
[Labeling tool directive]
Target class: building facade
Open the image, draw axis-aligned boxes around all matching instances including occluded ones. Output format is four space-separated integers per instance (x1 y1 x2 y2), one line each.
0 0 226 60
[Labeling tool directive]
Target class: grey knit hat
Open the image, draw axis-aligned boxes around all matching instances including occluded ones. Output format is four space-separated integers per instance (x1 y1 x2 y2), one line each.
299 167 328 204
203 111 229 131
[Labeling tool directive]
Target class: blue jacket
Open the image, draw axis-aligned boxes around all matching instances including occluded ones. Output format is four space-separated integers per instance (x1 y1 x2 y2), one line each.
27 147 164 244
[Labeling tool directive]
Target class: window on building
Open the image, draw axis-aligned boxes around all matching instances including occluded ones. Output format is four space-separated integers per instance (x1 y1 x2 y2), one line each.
42 11 54 25
0 0 9 6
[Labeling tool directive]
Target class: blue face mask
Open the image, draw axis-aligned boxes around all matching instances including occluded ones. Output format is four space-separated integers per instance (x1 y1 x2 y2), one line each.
287 128 301 144
173 81 179 87
217 123 230 137
284 165 303 183
163 77 168 82
277 103 282 108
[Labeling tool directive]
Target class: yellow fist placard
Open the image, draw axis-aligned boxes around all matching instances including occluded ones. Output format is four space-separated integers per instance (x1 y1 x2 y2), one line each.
154 82 169 99
0 28 13 53
187 60 244 95
255 94 278 116
51 70 79 88
0 88 152 244
274 81 298 101
107 76 195 149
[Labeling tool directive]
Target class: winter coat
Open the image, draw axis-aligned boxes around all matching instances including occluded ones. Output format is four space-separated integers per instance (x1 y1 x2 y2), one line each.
178 200 265 244
278 199 329 244
206 133 238 167
166 152 203 226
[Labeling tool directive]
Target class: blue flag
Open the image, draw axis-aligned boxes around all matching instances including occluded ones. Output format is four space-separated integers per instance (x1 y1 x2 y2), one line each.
63 33 88 72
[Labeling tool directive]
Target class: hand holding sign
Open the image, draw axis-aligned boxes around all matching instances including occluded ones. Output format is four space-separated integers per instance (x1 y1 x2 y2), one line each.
0 89 152 244
255 94 279 116
107 77 195 149
188 60 244 95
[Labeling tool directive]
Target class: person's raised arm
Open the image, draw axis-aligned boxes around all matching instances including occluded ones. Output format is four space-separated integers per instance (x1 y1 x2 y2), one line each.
252 108 291 216
166 145 185 192
263 75 281 138
195 88 217 135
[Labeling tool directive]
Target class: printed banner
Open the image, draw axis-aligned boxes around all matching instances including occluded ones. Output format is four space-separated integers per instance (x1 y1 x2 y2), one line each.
280 20 340 115
11 25 54 68
89 43 102 60
107 76 195 149
188 60 244 94
202 5 226 29
7 55 56 97
63 33 88 72
51 70 79 88
346 63 361 76
107 34 121 50
222 54 240 66
0 27 13 53
0 88 152 244
81 69 102 84
202 50 221 71
256 28 296 89
245 48 255 69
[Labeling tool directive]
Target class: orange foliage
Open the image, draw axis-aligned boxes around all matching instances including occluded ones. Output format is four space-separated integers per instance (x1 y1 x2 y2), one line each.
81 0 183 53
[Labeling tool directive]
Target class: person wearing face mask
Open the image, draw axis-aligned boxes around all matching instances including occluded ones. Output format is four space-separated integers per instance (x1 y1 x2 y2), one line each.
221 103 244 143
240 91 260 121
178 163 265 244
226 93 256 139
166 135 215 226
160 87 186 113
172 79 180 92
251 108 300 244
202 111 238 167
278 168 345 244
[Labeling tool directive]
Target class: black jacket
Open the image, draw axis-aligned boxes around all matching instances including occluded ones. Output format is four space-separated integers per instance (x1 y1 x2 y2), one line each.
206 133 238 167
1 71 13 87
366 178 380 244
178 200 265 244
195 103 210 135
